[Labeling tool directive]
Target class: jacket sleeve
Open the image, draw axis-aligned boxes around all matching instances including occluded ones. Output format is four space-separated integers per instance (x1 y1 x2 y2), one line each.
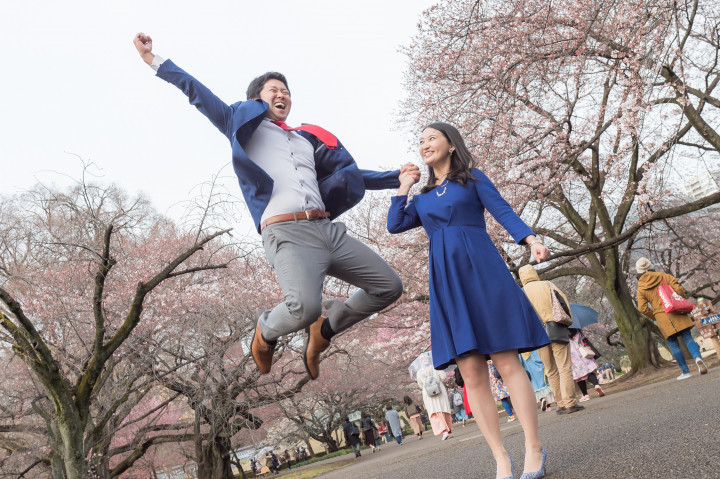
667 275 688 298
637 289 654 319
359 169 401 190
473 169 534 244
156 59 235 140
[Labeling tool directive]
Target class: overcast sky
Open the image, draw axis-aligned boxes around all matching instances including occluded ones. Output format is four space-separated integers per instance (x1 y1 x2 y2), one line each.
2 0 435 234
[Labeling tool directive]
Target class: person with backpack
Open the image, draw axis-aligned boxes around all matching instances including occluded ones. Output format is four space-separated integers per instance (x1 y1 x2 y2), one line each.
519 264 583 415
635 257 708 379
449 387 468 426
343 416 362 457
417 366 454 440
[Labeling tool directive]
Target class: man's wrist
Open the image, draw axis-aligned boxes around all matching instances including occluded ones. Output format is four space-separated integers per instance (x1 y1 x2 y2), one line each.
149 54 165 71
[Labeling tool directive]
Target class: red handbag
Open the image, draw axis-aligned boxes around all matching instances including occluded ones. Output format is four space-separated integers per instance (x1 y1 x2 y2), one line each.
657 278 694 314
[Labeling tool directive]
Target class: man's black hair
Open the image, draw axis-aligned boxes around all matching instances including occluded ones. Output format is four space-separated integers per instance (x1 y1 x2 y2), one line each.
246 72 290 100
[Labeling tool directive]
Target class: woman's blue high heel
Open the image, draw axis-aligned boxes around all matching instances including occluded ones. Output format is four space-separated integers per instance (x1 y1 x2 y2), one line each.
519 446 546 479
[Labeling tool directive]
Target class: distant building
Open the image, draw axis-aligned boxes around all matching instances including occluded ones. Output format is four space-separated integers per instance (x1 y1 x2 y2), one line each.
683 169 720 200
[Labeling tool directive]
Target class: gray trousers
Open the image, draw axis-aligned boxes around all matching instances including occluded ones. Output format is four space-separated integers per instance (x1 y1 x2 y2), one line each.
259 218 402 341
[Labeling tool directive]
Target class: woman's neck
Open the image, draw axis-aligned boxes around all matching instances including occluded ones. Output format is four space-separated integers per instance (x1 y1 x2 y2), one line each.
434 168 451 184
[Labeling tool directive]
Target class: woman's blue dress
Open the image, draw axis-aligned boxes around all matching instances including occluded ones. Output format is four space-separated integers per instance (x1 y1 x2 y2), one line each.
387 168 550 369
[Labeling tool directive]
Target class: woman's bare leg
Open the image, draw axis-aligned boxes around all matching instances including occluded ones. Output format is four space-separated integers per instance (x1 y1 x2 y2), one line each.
456 352 512 479
491 350 543 474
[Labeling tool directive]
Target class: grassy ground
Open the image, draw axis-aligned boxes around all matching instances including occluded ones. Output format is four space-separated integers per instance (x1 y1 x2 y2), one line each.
272 459 355 479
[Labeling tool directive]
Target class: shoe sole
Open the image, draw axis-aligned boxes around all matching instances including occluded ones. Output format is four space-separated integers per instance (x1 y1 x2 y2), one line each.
698 362 708 374
302 326 315 379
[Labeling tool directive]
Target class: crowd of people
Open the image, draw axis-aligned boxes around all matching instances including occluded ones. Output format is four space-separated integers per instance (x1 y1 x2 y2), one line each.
249 447 309 476
132 35 712 479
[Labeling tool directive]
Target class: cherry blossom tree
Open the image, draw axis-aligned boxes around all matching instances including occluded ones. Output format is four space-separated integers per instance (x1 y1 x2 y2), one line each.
638 209 720 304
402 0 720 372
0 178 234 479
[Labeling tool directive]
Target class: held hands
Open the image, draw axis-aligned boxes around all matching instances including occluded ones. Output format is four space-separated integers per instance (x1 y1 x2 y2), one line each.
399 162 421 190
133 32 155 65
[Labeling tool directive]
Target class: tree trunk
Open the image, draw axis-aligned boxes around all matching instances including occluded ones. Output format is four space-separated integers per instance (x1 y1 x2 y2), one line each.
197 437 234 479
324 435 339 452
56 413 89 479
230 448 247 479
49 452 68 479
302 438 315 458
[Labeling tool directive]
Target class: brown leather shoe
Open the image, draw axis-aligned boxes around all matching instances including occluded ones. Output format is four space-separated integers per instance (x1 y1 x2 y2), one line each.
304 316 331 380
251 322 275 374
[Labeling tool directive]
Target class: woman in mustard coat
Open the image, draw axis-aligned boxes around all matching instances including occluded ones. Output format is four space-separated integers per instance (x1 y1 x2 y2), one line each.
635 258 708 379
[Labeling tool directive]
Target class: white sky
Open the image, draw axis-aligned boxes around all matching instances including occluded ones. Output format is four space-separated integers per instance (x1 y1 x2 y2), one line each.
1 0 435 234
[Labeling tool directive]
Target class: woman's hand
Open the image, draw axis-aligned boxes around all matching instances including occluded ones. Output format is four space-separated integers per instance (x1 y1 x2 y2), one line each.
524 235 549 263
398 162 420 195
531 242 549 263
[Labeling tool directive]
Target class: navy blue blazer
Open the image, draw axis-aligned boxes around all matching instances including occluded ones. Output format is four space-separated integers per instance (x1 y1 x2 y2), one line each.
156 60 401 233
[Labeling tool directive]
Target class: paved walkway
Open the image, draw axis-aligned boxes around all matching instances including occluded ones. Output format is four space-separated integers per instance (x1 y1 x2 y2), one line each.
312 365 719 478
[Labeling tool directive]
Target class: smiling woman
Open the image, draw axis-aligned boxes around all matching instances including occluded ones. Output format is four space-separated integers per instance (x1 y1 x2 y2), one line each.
388 122 551 479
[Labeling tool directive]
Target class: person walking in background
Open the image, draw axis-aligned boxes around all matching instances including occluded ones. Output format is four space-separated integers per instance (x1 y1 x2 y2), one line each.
489 360 516 422
417 367 454 440
520 351 555 412
343 416 362 457
452 369 470 426
448 388 459 423
388 122 551 479
600 362 616 381
635 258 708 379
568 328 605 401
359 411 380 452
519 265 583 416
266 452 280 475
403 396 426 439
449 387 468 426
283 450 292 470
133 33 419 381
384 406 404 445
378 422 390 444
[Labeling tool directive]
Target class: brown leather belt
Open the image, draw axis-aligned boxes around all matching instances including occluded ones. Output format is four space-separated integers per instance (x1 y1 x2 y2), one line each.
261 209 330 231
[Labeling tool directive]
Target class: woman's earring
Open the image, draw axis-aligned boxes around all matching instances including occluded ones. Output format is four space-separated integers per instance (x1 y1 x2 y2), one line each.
449 149 454 155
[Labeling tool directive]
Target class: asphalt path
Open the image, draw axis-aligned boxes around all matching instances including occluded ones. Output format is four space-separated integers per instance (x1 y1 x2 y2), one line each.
318 368 719 479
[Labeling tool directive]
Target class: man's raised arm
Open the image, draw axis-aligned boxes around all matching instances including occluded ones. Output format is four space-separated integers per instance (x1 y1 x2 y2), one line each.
132 32 236 139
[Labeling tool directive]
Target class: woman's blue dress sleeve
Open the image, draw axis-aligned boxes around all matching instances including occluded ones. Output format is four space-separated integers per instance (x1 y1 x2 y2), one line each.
387 195 422 234
473 169 534 244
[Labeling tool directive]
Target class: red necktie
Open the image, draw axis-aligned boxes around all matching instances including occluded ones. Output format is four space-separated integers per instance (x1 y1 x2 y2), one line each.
271 120 338 149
